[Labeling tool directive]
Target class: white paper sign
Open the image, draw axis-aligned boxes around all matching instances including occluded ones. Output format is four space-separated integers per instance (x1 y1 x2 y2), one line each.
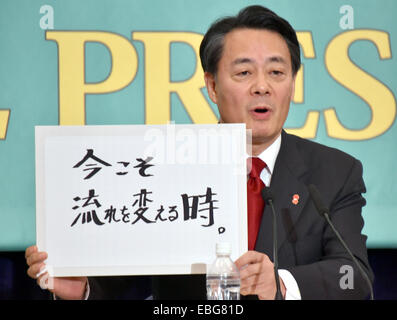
35 124 247 276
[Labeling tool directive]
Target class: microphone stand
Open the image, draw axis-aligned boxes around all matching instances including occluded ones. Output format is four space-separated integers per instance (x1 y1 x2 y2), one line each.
323 212 374 300
308 184 374 300
262 188 283 300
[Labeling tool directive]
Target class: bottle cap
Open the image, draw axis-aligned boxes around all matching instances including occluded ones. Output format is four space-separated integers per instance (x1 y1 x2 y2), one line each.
216 242 231 255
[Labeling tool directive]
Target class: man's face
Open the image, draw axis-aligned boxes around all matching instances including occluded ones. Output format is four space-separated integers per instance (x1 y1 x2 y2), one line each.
205 28 296 148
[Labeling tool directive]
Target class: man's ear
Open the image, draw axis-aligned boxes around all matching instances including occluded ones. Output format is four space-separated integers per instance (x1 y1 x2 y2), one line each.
204 72 217 104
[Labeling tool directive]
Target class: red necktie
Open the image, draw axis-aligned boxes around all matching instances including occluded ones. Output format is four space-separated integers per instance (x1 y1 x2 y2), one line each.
247 157 266 251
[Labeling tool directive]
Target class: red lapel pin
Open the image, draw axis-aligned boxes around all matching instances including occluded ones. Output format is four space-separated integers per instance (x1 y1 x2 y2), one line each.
292 194 299 205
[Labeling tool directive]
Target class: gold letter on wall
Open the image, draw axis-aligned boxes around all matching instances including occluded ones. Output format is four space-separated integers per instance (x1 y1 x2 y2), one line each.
0 109 10 139
286 31 320 139
46 31 138 125
133 32 217 124
325 29 395 140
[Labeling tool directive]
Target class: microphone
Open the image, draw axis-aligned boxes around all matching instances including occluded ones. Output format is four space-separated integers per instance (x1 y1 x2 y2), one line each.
261 187 283 300
307 184 374 300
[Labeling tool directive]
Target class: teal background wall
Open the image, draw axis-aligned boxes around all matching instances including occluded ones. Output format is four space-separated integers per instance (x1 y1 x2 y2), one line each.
0 0 396 250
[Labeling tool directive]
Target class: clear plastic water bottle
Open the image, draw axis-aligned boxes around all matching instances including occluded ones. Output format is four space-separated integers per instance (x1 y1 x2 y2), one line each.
206 242 240 300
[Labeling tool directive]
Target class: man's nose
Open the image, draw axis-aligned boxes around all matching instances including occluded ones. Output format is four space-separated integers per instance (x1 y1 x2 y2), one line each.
250 74 271 96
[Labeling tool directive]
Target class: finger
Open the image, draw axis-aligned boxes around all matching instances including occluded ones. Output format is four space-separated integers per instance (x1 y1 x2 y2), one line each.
239 262 262 280
235 251 268 270
26 251 48 267
26 251 47 266
240 277 259 295
240 274 274 297
240 279 265 296
240 258 274 280
240 270 278 298
36 272 53 290
239 261 275 295
240 272 268 291
27 262 46 279
25 245 37 259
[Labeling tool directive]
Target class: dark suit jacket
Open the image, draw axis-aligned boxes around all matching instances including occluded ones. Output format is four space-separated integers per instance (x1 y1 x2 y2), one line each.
88 131 374 300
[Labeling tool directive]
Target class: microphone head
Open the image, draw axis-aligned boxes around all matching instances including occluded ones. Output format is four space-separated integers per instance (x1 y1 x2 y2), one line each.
307 184 329 217
261 187 274 205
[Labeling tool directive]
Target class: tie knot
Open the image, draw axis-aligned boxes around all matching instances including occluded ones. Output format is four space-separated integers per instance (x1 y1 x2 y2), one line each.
248 157 267 178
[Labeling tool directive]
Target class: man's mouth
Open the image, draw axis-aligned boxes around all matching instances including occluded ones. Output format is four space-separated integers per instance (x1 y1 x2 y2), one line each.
253 107 269 113
249 106 272 120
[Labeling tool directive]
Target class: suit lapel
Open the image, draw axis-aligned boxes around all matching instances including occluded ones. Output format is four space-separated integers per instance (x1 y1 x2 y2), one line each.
255 131 309 259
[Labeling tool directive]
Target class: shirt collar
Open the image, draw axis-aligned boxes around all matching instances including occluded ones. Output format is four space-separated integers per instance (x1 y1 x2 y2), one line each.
252 134 282 175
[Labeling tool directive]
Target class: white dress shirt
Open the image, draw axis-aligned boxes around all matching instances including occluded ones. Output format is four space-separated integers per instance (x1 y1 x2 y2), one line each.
249 133 301 300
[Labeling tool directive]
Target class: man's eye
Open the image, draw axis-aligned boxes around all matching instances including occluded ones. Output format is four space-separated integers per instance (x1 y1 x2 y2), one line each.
271 70 283 76
238 71 249 76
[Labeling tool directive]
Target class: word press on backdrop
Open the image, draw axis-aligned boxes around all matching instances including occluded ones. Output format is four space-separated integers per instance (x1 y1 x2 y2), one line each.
0 0 396 252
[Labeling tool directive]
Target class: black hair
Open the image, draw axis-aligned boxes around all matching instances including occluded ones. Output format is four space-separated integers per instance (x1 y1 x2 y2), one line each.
199 5 301 76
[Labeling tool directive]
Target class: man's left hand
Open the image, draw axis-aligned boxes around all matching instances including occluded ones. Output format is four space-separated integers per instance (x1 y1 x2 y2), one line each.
235 251 286 300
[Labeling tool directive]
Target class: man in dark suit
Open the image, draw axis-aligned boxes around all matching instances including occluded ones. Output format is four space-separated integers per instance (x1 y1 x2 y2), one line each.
249 130 371 299
26 5 373 300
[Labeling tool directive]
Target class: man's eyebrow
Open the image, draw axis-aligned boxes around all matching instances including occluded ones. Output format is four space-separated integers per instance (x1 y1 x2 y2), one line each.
231 56 288 65
231 58 254 65
266 56 288 64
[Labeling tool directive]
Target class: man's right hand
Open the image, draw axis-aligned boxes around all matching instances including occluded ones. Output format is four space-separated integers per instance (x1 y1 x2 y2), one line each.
25 245 88 300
